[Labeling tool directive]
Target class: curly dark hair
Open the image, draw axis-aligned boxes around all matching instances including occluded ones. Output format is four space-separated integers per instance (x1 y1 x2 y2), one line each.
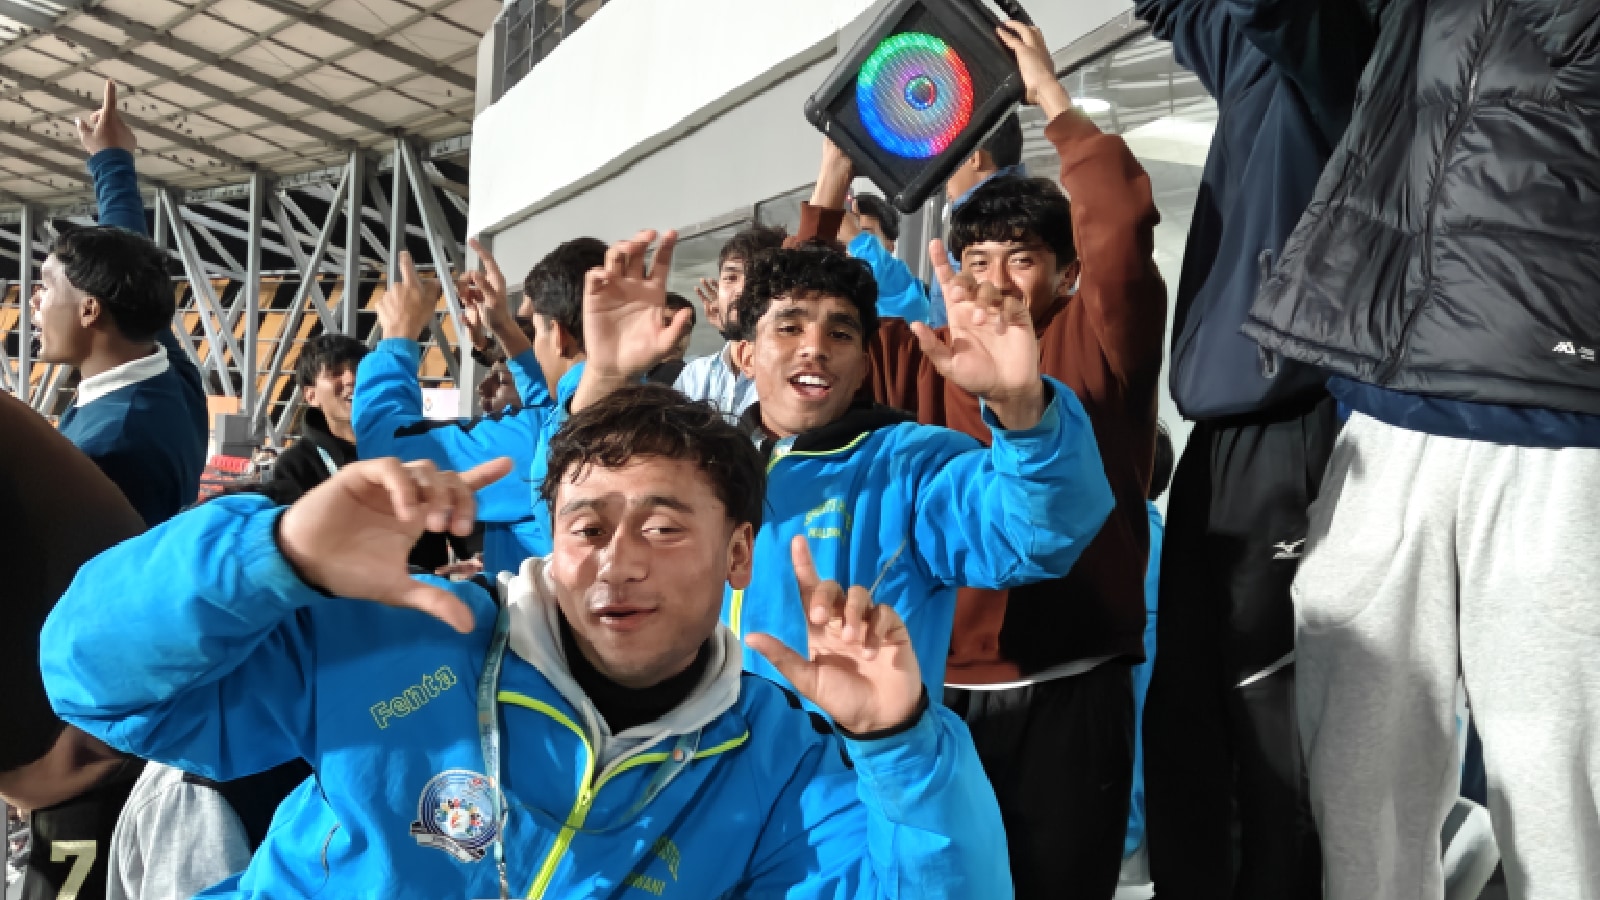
717 223 788 269
734 246 879 345
539 383 765 529
295 333 368 387
948 175 1077 270
853 193 900 243
51 226 173 342
522 237 607 348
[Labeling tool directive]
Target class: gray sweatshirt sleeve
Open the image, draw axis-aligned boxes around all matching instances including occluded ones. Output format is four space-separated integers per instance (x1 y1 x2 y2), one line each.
108 765 253 900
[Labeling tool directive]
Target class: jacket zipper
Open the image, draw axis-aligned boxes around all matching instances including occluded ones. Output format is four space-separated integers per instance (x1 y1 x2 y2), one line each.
319 823 340 878
503 692 749 898
732 447 794 636
730 434 871 639
1375 0 1505 384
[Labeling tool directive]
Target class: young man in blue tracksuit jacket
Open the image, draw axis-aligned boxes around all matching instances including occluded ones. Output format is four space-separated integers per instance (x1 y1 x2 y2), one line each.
42 386 1012 899
36 81 207 526
569 230 1114 698
354 242 589 573
1129 1 1375 896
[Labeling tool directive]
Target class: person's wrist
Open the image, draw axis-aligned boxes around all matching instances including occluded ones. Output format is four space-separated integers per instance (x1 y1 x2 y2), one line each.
272 510 336 599
984 381 1045 430
589 363 640 383
837 687 930 741
1036 82 1072 122
489 318 520 342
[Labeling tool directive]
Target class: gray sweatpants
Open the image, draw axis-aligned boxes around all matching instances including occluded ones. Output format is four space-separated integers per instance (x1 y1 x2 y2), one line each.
1293 412 1600 900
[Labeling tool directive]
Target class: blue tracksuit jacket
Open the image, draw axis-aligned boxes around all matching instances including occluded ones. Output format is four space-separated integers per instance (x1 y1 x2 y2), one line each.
41 498 1012 899
354 338 580 573
729 379 1114 695
846 234 929 325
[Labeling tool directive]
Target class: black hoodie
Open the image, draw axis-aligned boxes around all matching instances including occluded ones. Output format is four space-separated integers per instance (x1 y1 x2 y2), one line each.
264 408 476 569
261 408 355 506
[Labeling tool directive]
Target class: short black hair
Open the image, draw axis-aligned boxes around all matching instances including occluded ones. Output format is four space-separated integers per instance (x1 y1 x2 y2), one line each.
717 223 788 269
981 112 1023 169
949 175 1077 270
1149 422 1175 502
735 246 879 345
853 193 900 243
665 291 696 326
523 237 606 348
540 383 765 529
51 226 173 342
296 333 368 387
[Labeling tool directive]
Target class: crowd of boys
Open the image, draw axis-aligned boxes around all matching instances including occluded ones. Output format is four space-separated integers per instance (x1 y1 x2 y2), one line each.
6 6 1598 900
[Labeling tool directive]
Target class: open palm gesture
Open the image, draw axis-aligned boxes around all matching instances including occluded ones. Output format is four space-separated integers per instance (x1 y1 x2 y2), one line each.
746 537 923 735
583 230 693 380
910 239 1046 428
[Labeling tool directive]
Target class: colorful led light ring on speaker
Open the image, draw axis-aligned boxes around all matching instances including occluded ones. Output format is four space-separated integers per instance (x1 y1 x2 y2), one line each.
856 31 975 159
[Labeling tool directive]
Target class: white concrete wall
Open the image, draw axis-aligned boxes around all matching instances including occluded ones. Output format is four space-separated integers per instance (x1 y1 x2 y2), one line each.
472 0 1135 275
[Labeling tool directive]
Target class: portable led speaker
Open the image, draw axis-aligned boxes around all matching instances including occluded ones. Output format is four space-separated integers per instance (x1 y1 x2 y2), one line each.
805 0 1032 214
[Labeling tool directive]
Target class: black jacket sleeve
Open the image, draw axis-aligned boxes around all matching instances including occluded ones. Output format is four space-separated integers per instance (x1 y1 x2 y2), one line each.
1136 0 1379 146
1226 0 1381 145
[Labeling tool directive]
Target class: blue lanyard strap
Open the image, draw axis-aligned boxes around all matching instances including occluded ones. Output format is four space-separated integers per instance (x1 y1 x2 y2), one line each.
478 603 513 900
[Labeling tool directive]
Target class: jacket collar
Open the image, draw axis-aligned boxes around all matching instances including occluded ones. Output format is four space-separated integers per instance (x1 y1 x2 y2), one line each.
297 408 357 464
75 343 169 407
739 400 915 459
501 558 744 771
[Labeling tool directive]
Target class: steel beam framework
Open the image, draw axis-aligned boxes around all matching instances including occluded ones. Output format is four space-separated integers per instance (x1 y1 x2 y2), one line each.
4 145 470 446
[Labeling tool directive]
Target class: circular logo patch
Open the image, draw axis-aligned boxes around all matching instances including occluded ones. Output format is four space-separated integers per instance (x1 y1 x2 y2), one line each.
409 769 500 862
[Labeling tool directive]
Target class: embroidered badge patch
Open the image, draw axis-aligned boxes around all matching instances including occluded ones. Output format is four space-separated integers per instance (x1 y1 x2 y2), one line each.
409 769 499 862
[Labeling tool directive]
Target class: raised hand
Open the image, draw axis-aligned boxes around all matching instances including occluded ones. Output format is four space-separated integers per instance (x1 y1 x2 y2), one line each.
572 230 692 411
456 281 494 354
910 239 1046 429
278 457 513 633
463 237 529 357
695 277 723 331
810 137 856 215
746 537 923 736
377 251 440 343
997 21 1072 121
76 79 137 156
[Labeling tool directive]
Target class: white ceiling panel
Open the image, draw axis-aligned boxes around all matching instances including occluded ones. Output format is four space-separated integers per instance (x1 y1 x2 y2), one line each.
0 0 493 206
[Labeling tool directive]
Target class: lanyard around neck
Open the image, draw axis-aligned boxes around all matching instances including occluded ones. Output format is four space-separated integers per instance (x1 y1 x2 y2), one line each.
478 604 513 900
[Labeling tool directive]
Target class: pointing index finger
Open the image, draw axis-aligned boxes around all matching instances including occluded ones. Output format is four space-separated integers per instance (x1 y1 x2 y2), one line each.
399 251 420 287
102 79 117 114
928 239 955 287
469 237 504 284
461 456 514 491
790 535 821 602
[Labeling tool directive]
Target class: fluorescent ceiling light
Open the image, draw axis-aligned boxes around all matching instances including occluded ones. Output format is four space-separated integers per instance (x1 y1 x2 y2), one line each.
1073 97 1112 114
